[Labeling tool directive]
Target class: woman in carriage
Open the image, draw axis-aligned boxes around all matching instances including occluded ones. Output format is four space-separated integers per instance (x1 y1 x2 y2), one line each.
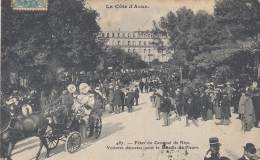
72 83 103 137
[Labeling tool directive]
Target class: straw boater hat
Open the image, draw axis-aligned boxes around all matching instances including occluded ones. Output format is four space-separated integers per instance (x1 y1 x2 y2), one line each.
67 84 76 93
79 83 91 94
226 82 231 85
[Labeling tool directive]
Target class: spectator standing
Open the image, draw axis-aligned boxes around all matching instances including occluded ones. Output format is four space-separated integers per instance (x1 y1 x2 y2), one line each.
185 97 198 127
218 92 231 125
200 91 209 121
145 80 149 93
161 94 171 126
139 80 144 93
108 86 115 113
125 88 135 113
134 86 139 106
154 92 161 120
174 88 184 118
113 86 124 114
241 92 256 131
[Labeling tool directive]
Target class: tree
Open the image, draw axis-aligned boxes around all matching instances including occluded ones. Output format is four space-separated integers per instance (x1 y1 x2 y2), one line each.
214 0 260 41
1 0 102 90
104 48 146 72
153 1 260 83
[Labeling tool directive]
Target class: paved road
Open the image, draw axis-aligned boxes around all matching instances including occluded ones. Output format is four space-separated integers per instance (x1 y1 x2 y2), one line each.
9 85 260 160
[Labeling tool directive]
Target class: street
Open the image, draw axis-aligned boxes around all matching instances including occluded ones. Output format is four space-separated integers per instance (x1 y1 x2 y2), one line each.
10 83 260 160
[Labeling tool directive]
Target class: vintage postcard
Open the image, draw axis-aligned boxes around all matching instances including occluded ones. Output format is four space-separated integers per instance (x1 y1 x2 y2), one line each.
1 0 260 160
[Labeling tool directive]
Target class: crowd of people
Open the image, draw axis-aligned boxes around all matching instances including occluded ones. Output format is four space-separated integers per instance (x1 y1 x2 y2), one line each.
1 66 260 160
140 77 260 131
2 66 260 132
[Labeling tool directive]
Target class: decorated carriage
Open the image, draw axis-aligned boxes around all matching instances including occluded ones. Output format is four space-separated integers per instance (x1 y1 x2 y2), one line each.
44 83 103 153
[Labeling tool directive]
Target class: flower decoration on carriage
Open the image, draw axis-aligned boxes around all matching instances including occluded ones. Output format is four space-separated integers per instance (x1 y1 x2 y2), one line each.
72 83 95 113
67 84 76 94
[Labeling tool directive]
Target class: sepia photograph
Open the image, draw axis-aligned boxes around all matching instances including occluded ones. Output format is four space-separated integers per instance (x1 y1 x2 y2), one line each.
1 0 260 159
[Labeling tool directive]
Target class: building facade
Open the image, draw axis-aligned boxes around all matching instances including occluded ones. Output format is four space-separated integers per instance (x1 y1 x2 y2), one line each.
99 30 172 62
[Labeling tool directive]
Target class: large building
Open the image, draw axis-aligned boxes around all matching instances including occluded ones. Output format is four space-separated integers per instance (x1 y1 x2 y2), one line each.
99 30 172 62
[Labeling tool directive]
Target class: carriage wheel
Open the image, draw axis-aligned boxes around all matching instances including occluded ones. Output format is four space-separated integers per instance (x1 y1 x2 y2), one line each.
94 117 102 139
65 131 81 153
45 129 59 150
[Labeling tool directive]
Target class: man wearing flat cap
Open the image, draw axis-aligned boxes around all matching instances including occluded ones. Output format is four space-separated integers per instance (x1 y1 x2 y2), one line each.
238 143 257 160
204 137 221 160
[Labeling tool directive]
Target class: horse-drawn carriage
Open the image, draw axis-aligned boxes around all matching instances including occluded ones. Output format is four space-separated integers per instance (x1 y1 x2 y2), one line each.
44 83 103 153
0 83 103 159
44 108 102 153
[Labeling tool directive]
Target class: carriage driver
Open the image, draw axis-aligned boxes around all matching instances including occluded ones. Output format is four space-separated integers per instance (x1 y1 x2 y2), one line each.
47 85 74 125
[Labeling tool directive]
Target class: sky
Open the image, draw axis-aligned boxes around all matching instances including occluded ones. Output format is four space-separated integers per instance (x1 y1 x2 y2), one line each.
84 0 216 32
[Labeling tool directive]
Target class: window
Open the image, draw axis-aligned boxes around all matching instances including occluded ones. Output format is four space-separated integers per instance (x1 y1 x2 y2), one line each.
118 33 120 37
123 33 125 37
128 49 131 52
122 41 126 45
148 49 150 53
139 41 142 46
144 41 147 46
118 41 121 45
133 49 136 52
144 49 146 53
158 49 163 53
112 33 115 37
102 33 105 37
133 41 136 46
107 33 110 37
128 41 131 45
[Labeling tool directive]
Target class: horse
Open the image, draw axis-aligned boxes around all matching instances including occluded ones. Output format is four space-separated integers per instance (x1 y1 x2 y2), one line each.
0 107 50 160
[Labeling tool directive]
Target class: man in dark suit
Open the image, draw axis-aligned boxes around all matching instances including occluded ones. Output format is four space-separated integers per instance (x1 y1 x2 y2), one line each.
185 97 198 127
134 86 139 106
125 88 135 113
113 86 124 114
204 137 221 160
161 94 171 126
238 143 257 160
139 80 144 93
144 80 149 93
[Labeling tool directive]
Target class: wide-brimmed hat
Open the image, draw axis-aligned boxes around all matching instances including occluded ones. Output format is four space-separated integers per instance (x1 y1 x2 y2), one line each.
79 83 90 94
244 143 256 154
252 82 258 88
209 137 221 146
67 84 76 93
